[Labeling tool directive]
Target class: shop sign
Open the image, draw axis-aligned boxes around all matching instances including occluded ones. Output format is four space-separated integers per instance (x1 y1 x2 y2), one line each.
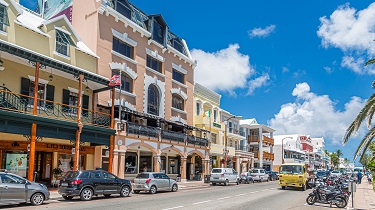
0 141 94 154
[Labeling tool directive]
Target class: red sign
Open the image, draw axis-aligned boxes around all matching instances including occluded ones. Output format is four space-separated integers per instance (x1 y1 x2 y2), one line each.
109 75 121 86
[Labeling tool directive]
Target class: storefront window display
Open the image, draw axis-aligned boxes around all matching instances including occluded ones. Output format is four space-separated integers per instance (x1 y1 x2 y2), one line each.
58 154 84 173
140 156 152 172
4 152 28 177
125 152 137 174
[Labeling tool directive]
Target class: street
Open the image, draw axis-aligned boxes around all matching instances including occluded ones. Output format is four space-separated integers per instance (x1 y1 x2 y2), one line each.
0 181 341 210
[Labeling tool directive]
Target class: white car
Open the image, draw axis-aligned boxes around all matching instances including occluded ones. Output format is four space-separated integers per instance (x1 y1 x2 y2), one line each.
330 170 341 177
210 168 239 186
249 169 269 182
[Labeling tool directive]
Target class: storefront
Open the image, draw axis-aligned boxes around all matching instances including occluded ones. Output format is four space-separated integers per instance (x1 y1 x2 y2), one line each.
0 140 94 183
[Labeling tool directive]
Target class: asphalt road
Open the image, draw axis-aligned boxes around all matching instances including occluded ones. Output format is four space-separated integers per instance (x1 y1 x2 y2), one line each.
0 181 341 210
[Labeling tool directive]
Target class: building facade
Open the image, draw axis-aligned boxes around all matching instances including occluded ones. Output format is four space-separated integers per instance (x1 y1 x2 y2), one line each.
71 0 209 181
0 0 114 183
240 119 274 171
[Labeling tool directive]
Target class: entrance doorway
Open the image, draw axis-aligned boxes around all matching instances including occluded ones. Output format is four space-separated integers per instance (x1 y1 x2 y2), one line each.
34 152 52 183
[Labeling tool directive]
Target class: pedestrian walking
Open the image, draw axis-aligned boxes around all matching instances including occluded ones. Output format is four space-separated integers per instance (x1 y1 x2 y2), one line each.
368 173 372 184
358 171 362 184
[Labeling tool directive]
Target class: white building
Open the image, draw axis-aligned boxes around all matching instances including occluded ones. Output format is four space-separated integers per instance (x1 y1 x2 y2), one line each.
273 135 305 171
311 137 325 169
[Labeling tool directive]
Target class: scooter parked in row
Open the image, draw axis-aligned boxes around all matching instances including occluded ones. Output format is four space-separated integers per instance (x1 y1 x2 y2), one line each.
306 178 348 208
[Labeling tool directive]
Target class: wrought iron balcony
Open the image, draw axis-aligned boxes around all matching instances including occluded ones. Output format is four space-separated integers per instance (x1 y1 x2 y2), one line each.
126 122 159 139
0 88 111 127
161 130 185 143
187 135 208 147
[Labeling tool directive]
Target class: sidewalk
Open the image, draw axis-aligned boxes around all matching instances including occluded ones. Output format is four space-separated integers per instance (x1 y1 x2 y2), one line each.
353 181 375 210
48 181 210 200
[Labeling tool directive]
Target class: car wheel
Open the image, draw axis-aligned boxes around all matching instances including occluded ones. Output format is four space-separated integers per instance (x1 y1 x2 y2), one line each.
30 193 44 206
80 188 93 201
267 177 269 182
282 186 286 190
62 195 74 200
302 184 306 191
149 185 157 194
224 180 229 186
171 184 178 192
120 186 130 197
260 178 263 182
133 190 140 194
104 194 111 197
236 180 239 185
212 183 216 186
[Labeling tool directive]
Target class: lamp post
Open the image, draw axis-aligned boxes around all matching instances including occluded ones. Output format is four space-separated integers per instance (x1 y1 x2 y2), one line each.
281 137 293 164
224 116 238 168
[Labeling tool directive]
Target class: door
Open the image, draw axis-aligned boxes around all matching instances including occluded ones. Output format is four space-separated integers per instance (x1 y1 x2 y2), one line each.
260 169 267 180
0 174 27 204
102 172 120 193
90 171 106 194
231 169 238 183
160 174 171 189
152 173 166 190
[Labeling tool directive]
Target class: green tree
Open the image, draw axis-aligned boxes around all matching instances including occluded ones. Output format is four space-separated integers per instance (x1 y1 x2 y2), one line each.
336 150 343 159
329 153 339 169
343 59 375 160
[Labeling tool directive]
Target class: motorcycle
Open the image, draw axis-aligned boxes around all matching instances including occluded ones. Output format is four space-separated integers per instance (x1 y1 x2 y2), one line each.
306 182 348 208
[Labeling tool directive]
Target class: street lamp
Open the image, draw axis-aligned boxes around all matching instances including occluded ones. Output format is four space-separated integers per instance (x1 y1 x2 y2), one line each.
281 137 293 164
223 115 239 168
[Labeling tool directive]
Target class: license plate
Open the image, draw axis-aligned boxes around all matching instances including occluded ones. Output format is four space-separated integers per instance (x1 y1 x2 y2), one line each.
61 183 68 187
213 177 219 179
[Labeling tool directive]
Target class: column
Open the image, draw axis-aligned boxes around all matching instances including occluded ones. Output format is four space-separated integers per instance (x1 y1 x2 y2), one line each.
117 149 126 179
112 145 119 176
180 157 187 182
166 155 169 174
74 74 84 171
259 128 263 168
137 150 140 174
236 155 240 172
251 157 254 169
108 87 116 173
153 153 161 172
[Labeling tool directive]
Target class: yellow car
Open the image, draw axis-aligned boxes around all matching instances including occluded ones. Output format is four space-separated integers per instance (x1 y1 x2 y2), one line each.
278 163 309 191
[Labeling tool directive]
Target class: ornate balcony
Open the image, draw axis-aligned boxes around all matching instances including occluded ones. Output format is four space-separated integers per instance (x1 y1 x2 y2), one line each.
0 88 111 127
262 136 274 146
126 122 159 139
248 135 260 143
263 151 274 161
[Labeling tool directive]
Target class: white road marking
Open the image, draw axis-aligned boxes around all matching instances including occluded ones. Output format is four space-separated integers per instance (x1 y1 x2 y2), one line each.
193 200 212 205
236 193 246 196
163 206 184 210
217 196 232 200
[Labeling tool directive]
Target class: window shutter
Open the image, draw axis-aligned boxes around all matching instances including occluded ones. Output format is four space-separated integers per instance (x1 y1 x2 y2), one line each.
82 95 89 116
46 84 55 108
20 77 30 95
62 89 70 112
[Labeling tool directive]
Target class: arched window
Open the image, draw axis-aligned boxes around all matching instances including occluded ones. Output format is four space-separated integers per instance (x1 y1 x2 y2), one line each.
172 94 184 111
147 85 159 115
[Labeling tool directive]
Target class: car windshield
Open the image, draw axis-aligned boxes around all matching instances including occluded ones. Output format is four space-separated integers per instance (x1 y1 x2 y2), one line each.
316 172 326 176
62 171 80 179
279 165 303 175
136 173 149 179
212 169 222 173
332 171 340 173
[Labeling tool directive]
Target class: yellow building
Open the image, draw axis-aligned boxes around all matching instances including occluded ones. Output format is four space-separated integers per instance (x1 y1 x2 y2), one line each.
0 0 114 184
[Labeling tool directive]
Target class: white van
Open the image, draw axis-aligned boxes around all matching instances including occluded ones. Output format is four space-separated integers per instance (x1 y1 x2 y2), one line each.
210 168 239 186
249 169 269 182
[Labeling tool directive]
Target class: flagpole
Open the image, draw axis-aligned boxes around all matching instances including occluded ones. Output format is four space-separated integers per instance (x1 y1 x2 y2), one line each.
118 69 122 121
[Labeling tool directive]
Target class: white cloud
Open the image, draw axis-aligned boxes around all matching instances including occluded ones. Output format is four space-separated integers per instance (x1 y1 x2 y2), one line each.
268 82 366 145
324 66 333 73
317 3 375 74
246 73 270 95
248 24 276 38
192 44 254 93
292 69 306 78
282 67 289 73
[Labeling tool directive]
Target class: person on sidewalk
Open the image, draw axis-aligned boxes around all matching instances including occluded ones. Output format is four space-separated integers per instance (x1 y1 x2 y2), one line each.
368 173 372 184
358 171 362 184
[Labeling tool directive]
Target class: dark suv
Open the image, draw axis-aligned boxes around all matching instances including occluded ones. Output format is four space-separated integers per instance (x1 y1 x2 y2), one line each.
58 170 132 201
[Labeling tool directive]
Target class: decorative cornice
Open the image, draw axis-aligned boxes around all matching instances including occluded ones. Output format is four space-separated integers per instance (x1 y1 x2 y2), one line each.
171 88 187 100
146 48 165 62
172 62 187 74
109 62 138 80
170 116 187 124
112 28 137 47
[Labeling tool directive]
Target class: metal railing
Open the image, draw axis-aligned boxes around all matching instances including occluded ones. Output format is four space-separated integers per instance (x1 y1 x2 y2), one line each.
126 122 159 139
0 89 111 127
161 130 185 143
186 135 208 147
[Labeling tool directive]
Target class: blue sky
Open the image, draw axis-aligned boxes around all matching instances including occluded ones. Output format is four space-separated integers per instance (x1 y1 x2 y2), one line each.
20 1 375 162
130 0 375 162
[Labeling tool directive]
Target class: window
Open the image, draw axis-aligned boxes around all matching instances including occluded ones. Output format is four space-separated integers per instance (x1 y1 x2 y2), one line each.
103 172 116 179
230 140 233 147
113 37 133 59
235 141 238 149
90 171 102 179
213 110 217 122
147 85 159 116
146 56 162 73
228 121 233 133
153 19 164 44
172 94 184 111
115 0 132 19
196 103 200 116
69 92 78 114
79 172 90 178
111 70 133 93
55 29 75 56
172 69 184 84
0 174 26 184
29 81 46 107
0 5 9 32
170 38 185 54
211 133 217 144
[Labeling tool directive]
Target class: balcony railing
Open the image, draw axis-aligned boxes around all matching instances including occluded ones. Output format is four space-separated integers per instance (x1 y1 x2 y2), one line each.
228 128 245 137
263 135 274 146
125 121 208 147
248 135 260 143
0 89 111 127
263 151 274 161
235 145 252 153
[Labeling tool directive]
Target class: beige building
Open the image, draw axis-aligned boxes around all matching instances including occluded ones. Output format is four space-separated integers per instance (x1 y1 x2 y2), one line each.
71 0 210 181
0 0 114 183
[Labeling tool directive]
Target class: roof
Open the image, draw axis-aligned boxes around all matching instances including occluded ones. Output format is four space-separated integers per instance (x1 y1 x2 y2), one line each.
240 118 275 133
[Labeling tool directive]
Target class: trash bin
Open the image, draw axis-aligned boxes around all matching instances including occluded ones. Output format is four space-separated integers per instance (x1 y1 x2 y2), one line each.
204 175 211 183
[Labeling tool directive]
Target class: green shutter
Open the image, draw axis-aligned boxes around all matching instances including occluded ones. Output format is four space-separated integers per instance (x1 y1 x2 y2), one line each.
0 5 9 26
56 29 76 47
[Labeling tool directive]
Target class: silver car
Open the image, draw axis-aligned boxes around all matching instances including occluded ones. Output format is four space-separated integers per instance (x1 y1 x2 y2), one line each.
133 172 178 194
0 171 50 206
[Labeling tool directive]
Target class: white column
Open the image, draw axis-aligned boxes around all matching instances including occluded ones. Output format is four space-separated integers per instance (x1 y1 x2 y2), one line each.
259 127 263 168
137 150 140 174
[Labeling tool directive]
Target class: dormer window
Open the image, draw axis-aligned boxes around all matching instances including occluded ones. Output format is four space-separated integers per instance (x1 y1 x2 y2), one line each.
153 19 164 45
115 0 132 19
55 29 75 57
0 5 9 32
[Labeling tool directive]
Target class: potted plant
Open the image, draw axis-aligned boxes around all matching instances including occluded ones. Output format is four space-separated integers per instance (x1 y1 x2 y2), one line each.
52 167 63 179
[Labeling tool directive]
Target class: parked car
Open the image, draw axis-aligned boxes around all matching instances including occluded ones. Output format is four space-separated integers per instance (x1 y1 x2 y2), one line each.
133 172 178 194
249 169 269 182
278 163 309 190
58 170 132 201
315 171 329 181
210 168 239 186
267 171 279 181
0 171 50 206
239 172 254 184
330 170 341 177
